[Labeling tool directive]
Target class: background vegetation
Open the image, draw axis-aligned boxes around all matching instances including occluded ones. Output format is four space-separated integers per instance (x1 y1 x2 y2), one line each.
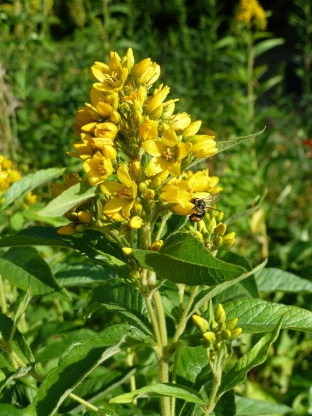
0 0 311 414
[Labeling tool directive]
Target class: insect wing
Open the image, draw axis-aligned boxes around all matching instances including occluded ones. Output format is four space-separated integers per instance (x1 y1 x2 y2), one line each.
203 193 220 207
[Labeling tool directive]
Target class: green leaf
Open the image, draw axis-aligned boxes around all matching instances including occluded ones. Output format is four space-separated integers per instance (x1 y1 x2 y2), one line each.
224 298 312 333
256 268 312 293
85 279 152 335
0 247 71 300
213 390 236 416
54 263 116 286
216 128 266 154
235 396 292 415
0 227 128 277
188 260 267 319
84 411 119 416
252 38 284 59
218 317 283 397
36 182 98 217
160 214 188 240
134 233 245 285
24 325 147 416
0 404 24 416
0 314 35 364
110 383 205 405
0 168 65 212
0 365 32 393
11 286 32 342
174 345 209 387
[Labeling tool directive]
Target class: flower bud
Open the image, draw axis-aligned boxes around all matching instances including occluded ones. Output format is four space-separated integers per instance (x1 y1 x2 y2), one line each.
218 322 226 331
151 240 163 251
65 211 78 221
122 247 133 257
151 177 162 191
139 182 148 194
182 120 202 138
129 160 145 182
133 109 144 126
143 189 155 200
214 223 227 236
129 216 143 229
133 202 143 215
215 304 226 323
202 331 216 344
192 315 209 333
210 319 218 331
162 103 175 118
226 318 238 330
170 112 191 131
110 111 121 124
221 329 232 340
212 236 223 248
77 211 92 223
208 217 217 233
129 269 140 279
195 231 204 242
149 106 163 120
231 327 242 339
75 224 86 232
57 223 78 235
139 119 158 140
222 232 235 249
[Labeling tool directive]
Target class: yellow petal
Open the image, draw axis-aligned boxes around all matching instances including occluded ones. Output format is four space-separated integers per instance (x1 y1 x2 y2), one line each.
178 142 192 159
117 164 132 188
143 140 165 157
167 159 181 177
161 128 178 147
146 156 168 176
100 181 124 195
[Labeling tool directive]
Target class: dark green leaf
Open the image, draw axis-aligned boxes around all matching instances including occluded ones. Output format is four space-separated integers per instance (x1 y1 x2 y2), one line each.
24 325 147 416
134 233 245 285
0 168 65 212
54 263 116 286
0 366 32 393
0 227 129 277
0 247 71 300
85 279 152 335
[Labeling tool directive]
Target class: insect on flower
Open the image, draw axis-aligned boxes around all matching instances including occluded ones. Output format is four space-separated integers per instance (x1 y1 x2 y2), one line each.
189 194 220 222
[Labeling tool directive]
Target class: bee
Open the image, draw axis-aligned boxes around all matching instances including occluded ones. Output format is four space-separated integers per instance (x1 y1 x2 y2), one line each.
189 194 220 222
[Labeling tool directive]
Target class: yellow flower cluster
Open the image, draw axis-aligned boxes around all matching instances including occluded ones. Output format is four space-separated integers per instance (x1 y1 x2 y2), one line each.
55 49 220 236
0 155 21 196
235 0 267 30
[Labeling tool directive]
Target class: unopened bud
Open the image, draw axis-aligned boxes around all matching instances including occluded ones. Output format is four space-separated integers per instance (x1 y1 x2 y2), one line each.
143 189 155 200
133 202 143 215
77 211 92 223
139 183 148 194
192 315 209 333
151 240 163 251
215 304 226 323
231 327 242 339
212 236 223 248
122 247 133 257
57 223 78 235
226 318 238 330
75 224 86 232
110 111 121 124
149 106 163 120
210 319 218 330
208 217 217 233
201 331 216 347
195 231 204 242
214 223 227 236
129 216 143 229
65 211 78 221
217 211 224 222
151 177 162 190
133 109 144 126
222 232 235 249
129 270 140 279
218 322 226 331
221 329 232 340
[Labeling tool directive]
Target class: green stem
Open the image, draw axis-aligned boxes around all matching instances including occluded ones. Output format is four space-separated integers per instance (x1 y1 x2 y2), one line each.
178 284 185 318
171 345 181 416
0 274 7 314
155 211 171 240
169 286 199 355
201 372 221 415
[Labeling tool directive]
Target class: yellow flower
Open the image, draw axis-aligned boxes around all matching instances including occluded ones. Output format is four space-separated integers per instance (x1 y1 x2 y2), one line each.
68 133 94 160
190 135 218 158
83 152 114 186
25 191 37 205
91 52 129 92
143 128 192 177
123 86 147 106
49 173 82 198
160 177 210 215
182 120 202 138
132 58 161 86
235 0 267 30
129 216 143 229
94 122 118 140
101 164 137 218
184 170 223 194
146 84 170 115
139 119 159 140
170 112 191 131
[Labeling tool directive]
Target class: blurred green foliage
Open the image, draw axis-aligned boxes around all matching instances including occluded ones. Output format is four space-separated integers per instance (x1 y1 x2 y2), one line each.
0 0 311 413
